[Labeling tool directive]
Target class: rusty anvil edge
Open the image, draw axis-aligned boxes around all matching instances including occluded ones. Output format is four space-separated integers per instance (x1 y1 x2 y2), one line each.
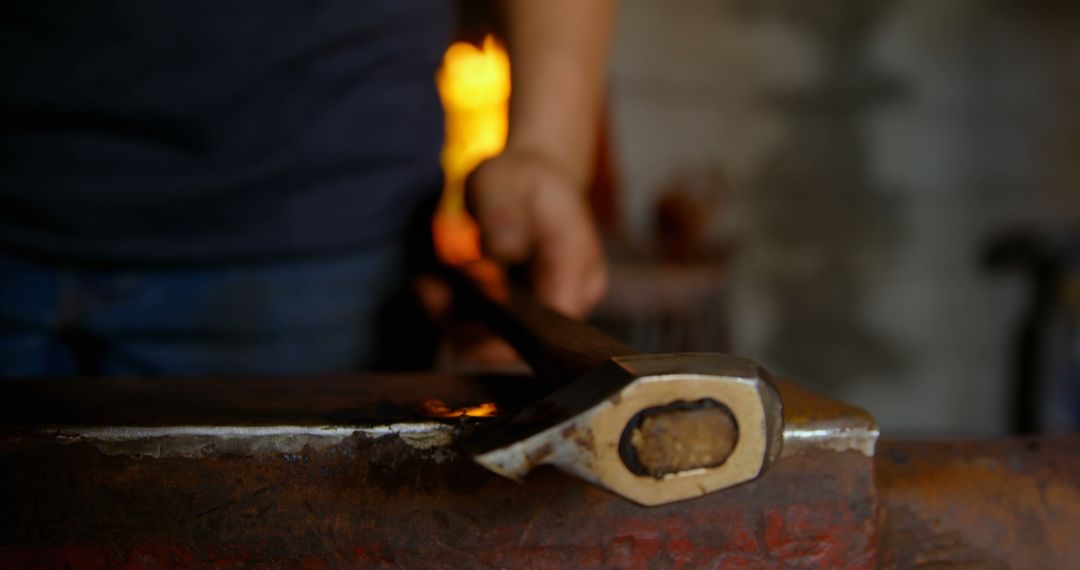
32 378 877 464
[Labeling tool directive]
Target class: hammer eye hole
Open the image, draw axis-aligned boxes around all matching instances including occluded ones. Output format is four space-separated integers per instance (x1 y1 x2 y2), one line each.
619 399 739 479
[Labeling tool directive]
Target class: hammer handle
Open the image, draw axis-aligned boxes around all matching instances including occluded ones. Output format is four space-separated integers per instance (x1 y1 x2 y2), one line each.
495 287 638 384
449 262 637 387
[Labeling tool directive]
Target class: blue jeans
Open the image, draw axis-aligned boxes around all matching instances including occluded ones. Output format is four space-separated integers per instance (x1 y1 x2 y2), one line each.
0 245 405 377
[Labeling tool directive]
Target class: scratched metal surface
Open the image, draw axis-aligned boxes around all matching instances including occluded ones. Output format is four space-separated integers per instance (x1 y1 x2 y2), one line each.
0 371 879 460
0 373 531 462
0 372 880 569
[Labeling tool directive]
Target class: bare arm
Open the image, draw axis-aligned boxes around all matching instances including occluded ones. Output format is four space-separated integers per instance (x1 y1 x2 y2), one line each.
468 0 616 317
503 0 616 187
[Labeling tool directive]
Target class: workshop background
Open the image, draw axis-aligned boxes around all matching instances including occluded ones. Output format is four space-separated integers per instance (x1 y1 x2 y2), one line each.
587 0 1080 436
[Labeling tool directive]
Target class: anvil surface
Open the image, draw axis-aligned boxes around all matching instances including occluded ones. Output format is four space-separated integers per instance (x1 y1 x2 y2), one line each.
0 372 1075 569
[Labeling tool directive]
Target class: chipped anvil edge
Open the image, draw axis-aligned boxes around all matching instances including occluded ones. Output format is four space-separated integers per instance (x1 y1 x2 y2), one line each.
33 423 457 458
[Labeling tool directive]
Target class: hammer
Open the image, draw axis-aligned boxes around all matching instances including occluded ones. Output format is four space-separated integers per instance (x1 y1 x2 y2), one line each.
451 262 784 506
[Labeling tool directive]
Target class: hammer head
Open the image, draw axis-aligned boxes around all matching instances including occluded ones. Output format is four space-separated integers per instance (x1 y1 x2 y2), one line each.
463 353 783 506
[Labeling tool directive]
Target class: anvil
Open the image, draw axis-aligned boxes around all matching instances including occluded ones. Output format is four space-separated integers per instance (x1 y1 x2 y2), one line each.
0 370 1075 566
0 272 1076 567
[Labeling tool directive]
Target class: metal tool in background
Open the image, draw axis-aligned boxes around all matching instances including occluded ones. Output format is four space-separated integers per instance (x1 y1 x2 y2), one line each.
984 228 1080 432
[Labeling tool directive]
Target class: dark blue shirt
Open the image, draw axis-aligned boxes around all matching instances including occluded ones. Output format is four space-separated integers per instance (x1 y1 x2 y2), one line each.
0 0 452 263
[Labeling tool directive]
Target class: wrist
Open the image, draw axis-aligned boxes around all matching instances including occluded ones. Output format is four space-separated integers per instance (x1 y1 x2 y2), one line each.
500 142 591 192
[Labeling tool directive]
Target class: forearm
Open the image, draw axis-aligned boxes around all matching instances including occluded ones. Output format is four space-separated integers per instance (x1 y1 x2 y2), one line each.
501 0 616 190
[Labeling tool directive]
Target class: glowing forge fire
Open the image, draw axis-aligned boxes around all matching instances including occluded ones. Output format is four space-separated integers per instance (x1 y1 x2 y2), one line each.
433 34 511 266
418 398 500 419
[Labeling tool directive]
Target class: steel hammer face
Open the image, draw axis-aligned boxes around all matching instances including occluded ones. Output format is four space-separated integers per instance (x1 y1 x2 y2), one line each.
470 353 784 507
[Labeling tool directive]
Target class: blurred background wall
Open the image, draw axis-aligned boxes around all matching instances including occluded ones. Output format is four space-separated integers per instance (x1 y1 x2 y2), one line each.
599 0 1080 436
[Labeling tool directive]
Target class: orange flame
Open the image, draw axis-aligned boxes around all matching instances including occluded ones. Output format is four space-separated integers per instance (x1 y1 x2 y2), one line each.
433 35 511 266
418 398 499 419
